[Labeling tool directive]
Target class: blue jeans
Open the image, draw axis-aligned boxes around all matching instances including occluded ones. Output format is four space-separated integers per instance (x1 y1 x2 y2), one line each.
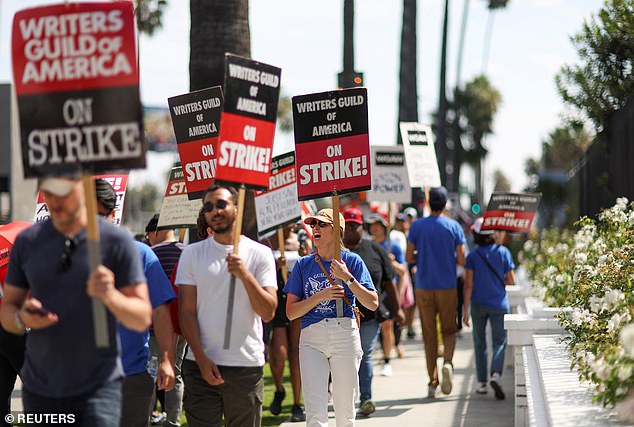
358 319 380 402
23 378 122 427
470 301 508 383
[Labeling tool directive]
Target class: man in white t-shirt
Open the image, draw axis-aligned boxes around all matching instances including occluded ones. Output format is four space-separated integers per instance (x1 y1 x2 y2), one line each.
176 185 277 427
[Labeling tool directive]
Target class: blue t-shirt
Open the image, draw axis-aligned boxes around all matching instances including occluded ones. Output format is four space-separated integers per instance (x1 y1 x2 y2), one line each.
379 239 406 265
6 217 146 398
408 215 465 290
118 242 175 376
284 251 375 329
465 244 514 310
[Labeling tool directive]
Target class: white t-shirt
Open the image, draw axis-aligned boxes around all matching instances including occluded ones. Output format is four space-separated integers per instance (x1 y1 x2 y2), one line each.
176 235 277 367
390 229 408 254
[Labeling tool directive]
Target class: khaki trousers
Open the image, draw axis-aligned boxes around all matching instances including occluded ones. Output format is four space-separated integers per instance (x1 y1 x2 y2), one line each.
416 288 458 386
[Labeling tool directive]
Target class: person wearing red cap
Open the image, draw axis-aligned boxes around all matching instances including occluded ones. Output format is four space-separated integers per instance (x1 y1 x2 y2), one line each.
285 208 378 426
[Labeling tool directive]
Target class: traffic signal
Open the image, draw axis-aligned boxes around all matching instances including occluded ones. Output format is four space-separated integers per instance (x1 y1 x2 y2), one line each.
471 203 481 215
338 71 364 89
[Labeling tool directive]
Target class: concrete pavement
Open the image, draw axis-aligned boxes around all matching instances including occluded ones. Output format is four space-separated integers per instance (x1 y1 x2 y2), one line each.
280 321 515 427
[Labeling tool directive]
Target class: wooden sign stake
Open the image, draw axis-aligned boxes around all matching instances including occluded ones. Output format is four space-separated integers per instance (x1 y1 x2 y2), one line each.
82 175 109 348
223 185 246 349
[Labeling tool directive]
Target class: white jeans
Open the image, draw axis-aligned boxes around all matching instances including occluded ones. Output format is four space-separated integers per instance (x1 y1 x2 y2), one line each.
299 317 362 427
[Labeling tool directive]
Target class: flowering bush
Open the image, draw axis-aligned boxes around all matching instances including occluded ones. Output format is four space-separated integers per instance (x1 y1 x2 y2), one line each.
520 198 634 415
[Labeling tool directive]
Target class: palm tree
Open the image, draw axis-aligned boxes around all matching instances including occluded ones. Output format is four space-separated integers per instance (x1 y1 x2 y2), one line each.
482 0 510 72
396 0 418 144
454 74 501 203
189 0 258 239
190 0 251 92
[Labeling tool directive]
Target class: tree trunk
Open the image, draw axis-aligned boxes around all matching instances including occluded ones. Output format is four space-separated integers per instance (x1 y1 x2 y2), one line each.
396 0 418 145
189 0 259 240
189 0 250 91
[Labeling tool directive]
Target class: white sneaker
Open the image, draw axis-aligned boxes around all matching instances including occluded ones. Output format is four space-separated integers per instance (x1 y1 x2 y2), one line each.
381 363 393 377
440 363 453 394
476 382 488 394
427 385 437 398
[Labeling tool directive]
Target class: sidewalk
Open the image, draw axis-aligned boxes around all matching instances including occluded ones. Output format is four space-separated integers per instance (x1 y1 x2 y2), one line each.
280 322 514 427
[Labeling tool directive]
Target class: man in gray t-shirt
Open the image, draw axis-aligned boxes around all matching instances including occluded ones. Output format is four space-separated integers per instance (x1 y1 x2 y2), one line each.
0 176 151 427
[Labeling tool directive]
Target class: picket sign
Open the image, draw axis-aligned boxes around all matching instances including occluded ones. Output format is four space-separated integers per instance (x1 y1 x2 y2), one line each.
168 86 223 200
399 122 441 189
157 166 200 231
293 87 372 317
12 2 145 347
367 145 411 204
482 192 542 233
212 54 281 349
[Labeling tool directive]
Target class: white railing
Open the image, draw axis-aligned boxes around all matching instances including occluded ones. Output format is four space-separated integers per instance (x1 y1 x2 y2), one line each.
505 278 631 427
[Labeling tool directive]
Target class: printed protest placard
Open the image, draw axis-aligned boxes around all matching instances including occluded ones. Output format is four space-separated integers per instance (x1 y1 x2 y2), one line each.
214 54 281 190
157 166 201 229
34 174 128 225
367 145 411 203
481 192 542 233
399 122 441 188
292 88 371 200
168 86 223 200
254 152 301 236
12 2 145 177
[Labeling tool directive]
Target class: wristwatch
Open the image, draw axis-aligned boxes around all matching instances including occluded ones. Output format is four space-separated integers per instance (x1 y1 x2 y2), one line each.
14 311 26 333
346 276 355 286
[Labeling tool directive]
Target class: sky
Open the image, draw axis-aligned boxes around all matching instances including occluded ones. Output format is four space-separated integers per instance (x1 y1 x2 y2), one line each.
0 0 603 200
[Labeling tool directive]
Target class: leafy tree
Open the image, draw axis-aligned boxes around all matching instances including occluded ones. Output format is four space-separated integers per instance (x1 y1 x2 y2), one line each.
135 0 168 36
525 121 592 227
454 74 501 203
492 169 511 192
555 0 634 133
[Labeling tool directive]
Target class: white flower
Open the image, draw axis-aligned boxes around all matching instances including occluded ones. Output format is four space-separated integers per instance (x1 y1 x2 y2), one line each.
618 366 632 382
621 324 634 357
608 313 624 334
575 252 588 265
605 289 625 307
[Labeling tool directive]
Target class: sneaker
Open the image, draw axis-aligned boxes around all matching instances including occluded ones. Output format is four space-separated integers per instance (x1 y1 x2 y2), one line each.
407 328 416 339
380 363 393 377
269 387 285 415
440 363 453 394
358 399 376 416
427 385 437 398
290 404 306 422
490 373 505 400
476 382 488 394
150 412 167 425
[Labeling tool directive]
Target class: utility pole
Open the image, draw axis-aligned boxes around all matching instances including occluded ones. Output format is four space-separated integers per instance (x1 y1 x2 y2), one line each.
338 0 363 89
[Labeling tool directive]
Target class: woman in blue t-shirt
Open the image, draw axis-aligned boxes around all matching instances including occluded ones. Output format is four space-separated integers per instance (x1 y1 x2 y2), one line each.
463 218 515 400
285 209 377 427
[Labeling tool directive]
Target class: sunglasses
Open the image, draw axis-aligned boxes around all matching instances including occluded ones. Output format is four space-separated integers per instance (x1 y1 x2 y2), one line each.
307 220 331 228
59 237 78 272
202 199 230 213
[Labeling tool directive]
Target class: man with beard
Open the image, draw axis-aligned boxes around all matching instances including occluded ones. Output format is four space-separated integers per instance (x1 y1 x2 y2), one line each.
176 184 277 427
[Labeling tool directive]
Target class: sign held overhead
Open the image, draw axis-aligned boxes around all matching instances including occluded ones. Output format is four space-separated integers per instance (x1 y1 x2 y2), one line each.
214 54 281 190
399 122 441 188
482 192 542 233
168 86 223 199
12 2 145 177
293 88 371 200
